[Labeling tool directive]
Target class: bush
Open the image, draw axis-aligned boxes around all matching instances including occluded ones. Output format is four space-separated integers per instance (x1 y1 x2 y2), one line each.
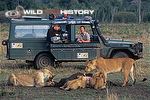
0 11 9 23
114 12 137 23
143 12 150 22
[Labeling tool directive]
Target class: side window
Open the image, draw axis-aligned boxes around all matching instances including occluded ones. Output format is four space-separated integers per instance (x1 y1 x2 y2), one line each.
48 24 70 43
75 25 98 43
75 25 92 35
15 25 49 38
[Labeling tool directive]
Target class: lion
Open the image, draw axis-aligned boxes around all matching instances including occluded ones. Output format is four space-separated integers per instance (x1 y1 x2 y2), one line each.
85 57 136 87
60 75 87 90
56 72 93 87
8 68 55 87
90 71 106 89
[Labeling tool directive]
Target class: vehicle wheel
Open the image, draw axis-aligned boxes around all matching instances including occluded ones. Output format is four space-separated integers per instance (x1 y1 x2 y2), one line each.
112 51 129 58
35 53 54 69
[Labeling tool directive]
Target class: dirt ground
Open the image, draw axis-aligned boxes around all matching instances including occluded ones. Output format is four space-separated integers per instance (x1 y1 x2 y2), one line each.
0 62 150 100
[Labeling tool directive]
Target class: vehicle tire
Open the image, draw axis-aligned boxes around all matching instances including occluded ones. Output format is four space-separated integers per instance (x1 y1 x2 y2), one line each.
112 51 129 58
35 53 54 69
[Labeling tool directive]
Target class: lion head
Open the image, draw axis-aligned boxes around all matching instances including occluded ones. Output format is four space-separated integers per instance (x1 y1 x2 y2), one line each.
85 59 97 72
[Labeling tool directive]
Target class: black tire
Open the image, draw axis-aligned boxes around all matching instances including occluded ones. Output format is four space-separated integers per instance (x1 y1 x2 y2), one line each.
35 53 54 69
112 51 129 58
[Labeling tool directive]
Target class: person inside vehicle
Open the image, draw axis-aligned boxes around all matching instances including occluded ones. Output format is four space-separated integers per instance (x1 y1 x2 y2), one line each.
77 26 90 43
47 24 63 43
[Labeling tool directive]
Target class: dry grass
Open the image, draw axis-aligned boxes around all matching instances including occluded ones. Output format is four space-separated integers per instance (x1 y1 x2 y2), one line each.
107 93 119 100
106 87 118 100
0 46 2 55
0 23 150 99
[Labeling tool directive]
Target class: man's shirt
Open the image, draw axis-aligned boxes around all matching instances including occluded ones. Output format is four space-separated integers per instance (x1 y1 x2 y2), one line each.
77 32 90 42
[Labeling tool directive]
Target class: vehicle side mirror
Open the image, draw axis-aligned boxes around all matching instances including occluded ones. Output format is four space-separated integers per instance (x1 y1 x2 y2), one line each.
94 20 100 27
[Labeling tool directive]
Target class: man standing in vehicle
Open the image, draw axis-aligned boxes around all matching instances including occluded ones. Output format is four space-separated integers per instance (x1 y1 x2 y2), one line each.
47 24 63 43
77 26 90 43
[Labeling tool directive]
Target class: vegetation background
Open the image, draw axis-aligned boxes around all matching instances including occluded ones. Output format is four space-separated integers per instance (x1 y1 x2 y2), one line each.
0 0 150 23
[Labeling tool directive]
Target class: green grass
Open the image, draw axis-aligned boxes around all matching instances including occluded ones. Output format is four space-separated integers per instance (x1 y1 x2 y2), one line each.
101 23 150 36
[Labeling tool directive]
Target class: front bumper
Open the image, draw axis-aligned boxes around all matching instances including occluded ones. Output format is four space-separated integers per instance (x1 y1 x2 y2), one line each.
133 42 143 58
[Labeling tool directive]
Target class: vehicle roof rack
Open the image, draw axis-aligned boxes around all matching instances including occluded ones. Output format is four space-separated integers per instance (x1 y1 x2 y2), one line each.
83 16 92 21
22 16 42 20
22 16 42 19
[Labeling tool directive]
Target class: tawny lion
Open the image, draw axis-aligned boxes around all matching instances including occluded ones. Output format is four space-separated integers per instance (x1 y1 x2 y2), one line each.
8 68 55 87
85 57 136 87
90 71 106 89
60 75 87 90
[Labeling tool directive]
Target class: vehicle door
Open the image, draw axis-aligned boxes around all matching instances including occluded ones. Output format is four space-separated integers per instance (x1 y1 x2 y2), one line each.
50 24 103 61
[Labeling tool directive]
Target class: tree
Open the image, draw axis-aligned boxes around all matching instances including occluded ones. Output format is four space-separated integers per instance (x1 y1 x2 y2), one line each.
132 0 142 23
110 0 122 23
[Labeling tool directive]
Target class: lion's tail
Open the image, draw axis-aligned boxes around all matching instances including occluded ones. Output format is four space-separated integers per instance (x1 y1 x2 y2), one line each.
133 63 136 85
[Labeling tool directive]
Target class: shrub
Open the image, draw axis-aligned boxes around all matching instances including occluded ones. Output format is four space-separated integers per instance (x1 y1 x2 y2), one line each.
143 12 150 22
0 11 9 23
113 12 137 23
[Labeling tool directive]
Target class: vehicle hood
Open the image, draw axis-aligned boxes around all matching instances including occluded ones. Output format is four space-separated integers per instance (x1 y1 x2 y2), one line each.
106 39 134 47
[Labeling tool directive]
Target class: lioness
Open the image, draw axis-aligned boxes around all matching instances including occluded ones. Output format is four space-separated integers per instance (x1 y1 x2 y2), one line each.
85 57 136 86
8 68 55 87
60 75 87 90
56 72 93 87
90 71 106 89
